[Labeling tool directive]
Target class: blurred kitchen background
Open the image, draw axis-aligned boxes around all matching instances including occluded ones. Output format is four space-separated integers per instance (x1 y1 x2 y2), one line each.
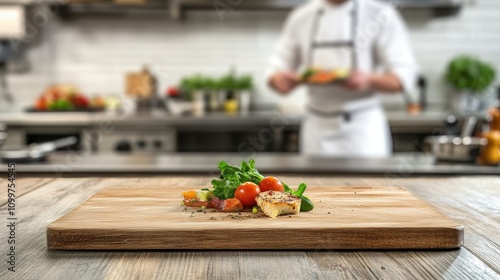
0 0 499 172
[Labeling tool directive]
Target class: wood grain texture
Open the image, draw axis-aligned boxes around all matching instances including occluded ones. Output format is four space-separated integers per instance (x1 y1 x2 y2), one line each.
0 176 498 280
0 177 54 206
47 186 463 250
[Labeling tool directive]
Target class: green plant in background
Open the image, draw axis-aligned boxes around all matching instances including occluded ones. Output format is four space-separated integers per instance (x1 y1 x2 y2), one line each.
180 74 254 97
215 74 254 91
234 75 254 91
180 74 209 100
180 74 206 92
445 55 496 94
217 74 238 91
203 76 218 91
212 78 225 92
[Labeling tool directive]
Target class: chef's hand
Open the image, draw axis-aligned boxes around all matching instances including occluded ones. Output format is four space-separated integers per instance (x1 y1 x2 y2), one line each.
342 71 373 91
269 71 299 94
343 71 403 93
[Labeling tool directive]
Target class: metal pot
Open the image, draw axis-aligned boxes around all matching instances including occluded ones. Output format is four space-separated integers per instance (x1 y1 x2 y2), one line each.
423 135 487 163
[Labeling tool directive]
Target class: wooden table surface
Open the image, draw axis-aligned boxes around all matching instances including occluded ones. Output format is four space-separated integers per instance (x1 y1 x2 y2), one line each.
0 175 499 280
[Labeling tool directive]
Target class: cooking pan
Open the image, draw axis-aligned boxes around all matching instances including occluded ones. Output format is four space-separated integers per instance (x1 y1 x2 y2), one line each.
423 135 487 163
0 136 77 163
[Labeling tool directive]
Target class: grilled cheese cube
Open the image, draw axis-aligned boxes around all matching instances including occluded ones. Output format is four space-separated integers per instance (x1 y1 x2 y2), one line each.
256 191 301 219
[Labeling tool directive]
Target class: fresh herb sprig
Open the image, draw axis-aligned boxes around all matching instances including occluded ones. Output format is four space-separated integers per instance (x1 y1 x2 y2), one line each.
211 159 264 199
282 182 314 212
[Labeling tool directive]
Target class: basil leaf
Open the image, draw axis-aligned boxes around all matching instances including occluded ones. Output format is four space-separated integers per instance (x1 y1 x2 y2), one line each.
295 183 307 197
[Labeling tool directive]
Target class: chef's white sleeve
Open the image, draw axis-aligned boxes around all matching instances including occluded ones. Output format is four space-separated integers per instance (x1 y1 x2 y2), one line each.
374 7 419 99
267 12 301 80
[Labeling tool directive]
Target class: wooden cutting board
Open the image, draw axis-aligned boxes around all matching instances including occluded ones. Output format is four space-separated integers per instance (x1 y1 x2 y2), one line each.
47 186 463 250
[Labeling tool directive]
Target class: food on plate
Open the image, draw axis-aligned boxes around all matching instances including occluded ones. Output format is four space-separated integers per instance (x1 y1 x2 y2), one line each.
256 191 301 219
181 159 314 218
300 67 350 84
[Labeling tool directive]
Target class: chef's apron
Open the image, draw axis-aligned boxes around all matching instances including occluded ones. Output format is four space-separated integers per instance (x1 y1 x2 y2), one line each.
301 0 392 157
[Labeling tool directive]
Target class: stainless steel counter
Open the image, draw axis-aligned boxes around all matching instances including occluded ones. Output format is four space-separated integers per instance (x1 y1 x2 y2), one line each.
0 110 302 127
0 109 446 130
1 152 498 175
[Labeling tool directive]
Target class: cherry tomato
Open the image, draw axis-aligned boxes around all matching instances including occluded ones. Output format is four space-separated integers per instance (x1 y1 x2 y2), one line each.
234 182 261 207
259 176 284 192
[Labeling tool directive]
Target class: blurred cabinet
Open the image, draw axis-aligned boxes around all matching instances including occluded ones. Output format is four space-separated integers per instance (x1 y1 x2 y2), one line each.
176 126 299 153
392 133 429 153
1 126 82 150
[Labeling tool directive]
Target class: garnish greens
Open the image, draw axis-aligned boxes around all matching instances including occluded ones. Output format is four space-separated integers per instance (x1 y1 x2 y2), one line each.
211 159 264 199
211 159 314 211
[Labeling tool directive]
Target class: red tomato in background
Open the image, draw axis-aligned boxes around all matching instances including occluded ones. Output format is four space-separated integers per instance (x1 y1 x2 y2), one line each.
259 176 284 192
234 182 261 207
35 98 48 110
71 94 90 108
167 87 179 97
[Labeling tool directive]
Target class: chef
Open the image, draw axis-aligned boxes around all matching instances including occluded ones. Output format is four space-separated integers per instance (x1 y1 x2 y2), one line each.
268 0 418 157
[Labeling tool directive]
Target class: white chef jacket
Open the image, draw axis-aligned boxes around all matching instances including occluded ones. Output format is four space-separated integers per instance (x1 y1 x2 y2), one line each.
268 0 418 157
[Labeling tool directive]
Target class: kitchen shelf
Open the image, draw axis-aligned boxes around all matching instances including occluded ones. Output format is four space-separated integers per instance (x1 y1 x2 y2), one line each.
384 0 462 16
169 0 302 19
51 1 170 19
49 0 301 20
43 0 463 20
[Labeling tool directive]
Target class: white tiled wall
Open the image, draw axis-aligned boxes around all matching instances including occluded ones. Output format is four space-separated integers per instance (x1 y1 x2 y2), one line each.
5 0 500 109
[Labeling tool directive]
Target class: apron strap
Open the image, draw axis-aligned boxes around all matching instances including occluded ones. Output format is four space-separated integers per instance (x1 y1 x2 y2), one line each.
307 0 359 70
307 8 323 68
351 0 358 70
